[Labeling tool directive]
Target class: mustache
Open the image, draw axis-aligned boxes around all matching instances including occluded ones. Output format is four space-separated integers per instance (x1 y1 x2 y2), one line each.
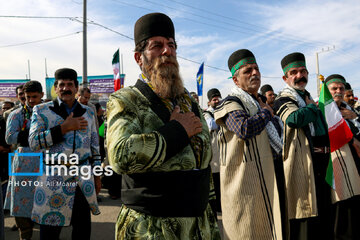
250 76 260 81
333 93 343 98
294 77 307 84
157 55 177 66
60 91 72 95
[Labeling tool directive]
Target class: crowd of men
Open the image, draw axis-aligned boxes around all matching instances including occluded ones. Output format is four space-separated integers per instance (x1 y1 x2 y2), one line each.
1 12 360 240
0 73 108 240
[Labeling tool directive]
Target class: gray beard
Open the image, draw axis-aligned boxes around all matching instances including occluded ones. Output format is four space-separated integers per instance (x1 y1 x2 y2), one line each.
142 55 184 99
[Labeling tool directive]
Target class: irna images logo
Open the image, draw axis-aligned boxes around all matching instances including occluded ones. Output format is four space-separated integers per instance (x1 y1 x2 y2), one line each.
8 151 43 176
8 151 113 179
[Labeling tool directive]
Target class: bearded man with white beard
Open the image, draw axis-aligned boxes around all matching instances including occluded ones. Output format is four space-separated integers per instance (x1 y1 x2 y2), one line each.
106 13 220 240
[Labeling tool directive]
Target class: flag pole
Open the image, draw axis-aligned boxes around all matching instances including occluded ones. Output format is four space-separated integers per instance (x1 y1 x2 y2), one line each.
121 53 124 75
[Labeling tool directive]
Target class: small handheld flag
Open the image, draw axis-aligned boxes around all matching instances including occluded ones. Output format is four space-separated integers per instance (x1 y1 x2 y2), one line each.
112 49 121 91
196 62 204 97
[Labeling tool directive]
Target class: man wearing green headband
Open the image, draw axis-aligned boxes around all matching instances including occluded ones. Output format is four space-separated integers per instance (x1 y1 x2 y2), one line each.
214 49 285 239
106 13 220 239
274 52 333 240
324 74 360 239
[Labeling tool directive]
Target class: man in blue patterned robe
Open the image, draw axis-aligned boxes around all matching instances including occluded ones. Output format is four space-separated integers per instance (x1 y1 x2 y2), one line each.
29 68 101 240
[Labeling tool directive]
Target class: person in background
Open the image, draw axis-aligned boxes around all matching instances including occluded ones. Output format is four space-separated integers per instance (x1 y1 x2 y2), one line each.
324 74 360 239
342 82 360 116
260 84 276 109
190 91 200 103
203 88 222 218
4 80 44 240
77 86 99 132
0 114 11 200
1 100 14 115
3 85 25 122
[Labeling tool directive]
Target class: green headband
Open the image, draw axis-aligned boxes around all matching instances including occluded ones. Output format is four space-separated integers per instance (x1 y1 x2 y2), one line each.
282 61 306 74
325 78 346 86
230 57 256 76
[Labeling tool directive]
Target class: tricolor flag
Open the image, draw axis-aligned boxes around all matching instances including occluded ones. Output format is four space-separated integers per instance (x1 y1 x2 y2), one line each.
318 83 353 187
112 49 121 91
196 62 204 96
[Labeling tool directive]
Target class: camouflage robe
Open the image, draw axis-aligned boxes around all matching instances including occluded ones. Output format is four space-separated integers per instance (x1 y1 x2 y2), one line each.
106 80 220 240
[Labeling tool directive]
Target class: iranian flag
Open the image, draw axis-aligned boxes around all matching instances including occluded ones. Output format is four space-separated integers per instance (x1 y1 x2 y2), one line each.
318 83 353 187
112 49 121 91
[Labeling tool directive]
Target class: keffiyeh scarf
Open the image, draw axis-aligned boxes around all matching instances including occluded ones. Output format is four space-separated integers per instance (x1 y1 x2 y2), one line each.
280 84 316 136
231 87 283 154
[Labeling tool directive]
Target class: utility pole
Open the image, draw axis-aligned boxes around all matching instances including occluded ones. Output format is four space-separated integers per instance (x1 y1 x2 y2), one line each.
27 60 31 80
82 0 88 87
315 45 335 97
45 58 48 78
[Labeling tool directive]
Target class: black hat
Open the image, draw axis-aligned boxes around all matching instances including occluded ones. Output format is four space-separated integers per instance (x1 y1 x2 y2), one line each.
207 88 221 101
344 82 352 91
324 74 346 87
55 68 77 81
260 84 274 95
134 13 175 46
281 52 306 75
228 49 257 76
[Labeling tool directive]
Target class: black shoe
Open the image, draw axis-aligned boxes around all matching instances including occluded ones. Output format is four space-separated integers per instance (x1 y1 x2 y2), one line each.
10 224 18 231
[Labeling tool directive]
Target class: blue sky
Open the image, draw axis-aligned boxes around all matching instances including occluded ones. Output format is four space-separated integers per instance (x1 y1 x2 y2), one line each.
1 0 360 107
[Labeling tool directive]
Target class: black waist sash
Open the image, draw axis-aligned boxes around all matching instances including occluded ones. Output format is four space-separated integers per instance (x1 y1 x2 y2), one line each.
121 166 211 217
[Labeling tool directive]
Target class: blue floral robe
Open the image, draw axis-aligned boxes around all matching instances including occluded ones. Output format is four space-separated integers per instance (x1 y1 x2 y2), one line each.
4 106 39 218
29 100 101 226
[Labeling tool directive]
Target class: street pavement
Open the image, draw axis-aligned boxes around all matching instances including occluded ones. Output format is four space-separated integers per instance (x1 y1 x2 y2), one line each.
4 189 223 240
4 189 122 240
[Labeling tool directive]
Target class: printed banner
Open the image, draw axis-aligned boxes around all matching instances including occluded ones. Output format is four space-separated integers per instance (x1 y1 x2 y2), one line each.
0 80 28 97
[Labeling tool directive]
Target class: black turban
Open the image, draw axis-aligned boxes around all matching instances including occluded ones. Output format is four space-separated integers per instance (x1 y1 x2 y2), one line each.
324 74 346 87
207 88 221 101
281 52 306 75
228 49 256 76
260 84 274 95
134 12 175 46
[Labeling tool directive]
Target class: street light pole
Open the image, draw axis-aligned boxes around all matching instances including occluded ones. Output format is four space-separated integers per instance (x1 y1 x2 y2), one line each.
316 52 320 97
82 0 88 87
315 46 335 97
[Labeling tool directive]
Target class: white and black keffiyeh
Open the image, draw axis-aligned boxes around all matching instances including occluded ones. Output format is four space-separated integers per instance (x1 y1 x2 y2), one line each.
231 87 283 153
280 84 316 136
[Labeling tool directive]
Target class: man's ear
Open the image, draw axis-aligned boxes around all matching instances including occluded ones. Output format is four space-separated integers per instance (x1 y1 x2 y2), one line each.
232 75 238 86
134 52 142 67
282 75 287 82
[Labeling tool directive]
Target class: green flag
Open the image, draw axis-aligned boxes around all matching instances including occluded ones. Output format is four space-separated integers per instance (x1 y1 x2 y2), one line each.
99 122 105 138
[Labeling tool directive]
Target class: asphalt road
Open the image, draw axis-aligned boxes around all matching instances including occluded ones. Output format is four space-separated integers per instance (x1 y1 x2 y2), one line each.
4 189 223 240
4 189 122 240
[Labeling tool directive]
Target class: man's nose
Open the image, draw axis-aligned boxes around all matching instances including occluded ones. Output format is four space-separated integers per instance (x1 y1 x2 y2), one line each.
161 45 172 56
